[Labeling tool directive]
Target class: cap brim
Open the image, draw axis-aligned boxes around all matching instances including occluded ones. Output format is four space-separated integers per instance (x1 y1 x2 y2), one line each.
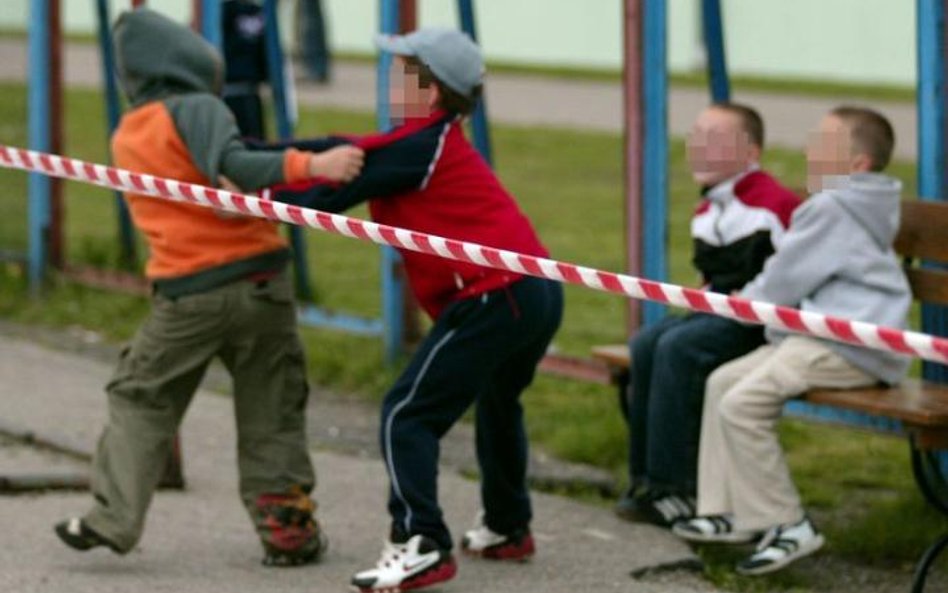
373 34 416 56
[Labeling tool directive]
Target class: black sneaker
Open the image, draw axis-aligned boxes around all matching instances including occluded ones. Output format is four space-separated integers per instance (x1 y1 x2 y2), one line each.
351 534 457 593
735 517 825 576
54 518 122 553
256 492 329 567
614 485 643 521
629 490 696 528
672 514 763 544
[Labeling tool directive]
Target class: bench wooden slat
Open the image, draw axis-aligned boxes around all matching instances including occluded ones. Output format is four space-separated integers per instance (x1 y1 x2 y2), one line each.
906 268 948 306
806 381 948 427
591 344 630 369
591 344 948 428
894 200 948 263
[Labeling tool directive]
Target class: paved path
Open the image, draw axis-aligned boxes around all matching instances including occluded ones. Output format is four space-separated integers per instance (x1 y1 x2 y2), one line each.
0 39 918 159
0 335 714 593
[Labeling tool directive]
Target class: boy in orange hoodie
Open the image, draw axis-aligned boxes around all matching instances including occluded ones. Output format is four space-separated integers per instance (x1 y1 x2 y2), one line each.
53 8 363 567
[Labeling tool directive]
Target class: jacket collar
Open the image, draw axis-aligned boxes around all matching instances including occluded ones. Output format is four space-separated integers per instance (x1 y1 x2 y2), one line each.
703 163 760 203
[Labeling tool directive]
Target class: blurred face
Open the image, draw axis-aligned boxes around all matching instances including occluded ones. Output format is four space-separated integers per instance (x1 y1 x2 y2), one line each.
686 107 760 187
388 56 440 122
806 114 872 192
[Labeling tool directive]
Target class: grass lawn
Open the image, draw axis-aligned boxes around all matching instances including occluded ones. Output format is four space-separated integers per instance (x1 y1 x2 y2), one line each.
0 82 944 591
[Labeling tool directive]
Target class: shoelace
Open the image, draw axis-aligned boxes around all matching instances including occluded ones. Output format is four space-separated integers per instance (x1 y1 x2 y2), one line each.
755 524 783 553
376 541 409 569
655 494 695 521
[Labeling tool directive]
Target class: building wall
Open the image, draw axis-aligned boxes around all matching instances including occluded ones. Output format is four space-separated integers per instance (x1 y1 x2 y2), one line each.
1 0 917 86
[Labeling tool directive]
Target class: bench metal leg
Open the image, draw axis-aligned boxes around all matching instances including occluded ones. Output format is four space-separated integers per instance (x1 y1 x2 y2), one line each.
910 438 948 515
614 370 631 423
911 532 948 593
909 437 948 592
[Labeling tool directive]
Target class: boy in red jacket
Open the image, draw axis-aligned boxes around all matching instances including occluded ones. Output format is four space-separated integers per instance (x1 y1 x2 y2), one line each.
264 28 563 593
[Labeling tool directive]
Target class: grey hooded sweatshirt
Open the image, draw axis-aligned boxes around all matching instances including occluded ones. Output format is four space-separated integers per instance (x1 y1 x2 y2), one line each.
740 173 912 385
110 8 320 297
112 8 292 191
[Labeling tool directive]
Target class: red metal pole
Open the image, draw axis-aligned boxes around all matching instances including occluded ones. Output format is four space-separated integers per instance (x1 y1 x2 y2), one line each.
399 0 417 32
49 0 64 269
622 0 643 334
398 0 423 346
131 0 146 7
190 0 202 32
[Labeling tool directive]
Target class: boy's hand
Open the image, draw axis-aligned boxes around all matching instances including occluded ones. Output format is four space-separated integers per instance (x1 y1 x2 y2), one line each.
218 175 242 193
308 145 364 183
214 175 250 219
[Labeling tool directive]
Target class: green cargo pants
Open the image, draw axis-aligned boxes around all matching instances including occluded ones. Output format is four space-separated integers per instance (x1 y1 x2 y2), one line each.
83 271 315 553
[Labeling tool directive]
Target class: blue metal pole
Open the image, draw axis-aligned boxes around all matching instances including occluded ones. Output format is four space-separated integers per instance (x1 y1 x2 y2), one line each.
701 0 730 103
95 0 136 268
641 0 668 324
261 0 315 302
917 0 948 383
27 0 52 294
262 0 293 141
379 0 406 362
199 0 222 49
457 0 493 164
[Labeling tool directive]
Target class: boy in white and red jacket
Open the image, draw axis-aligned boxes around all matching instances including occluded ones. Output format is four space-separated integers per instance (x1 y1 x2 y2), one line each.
616 103 801 528
263 28 563 593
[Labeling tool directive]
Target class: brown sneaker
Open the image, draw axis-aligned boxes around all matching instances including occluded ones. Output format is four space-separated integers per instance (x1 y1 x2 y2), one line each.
255 490 328 567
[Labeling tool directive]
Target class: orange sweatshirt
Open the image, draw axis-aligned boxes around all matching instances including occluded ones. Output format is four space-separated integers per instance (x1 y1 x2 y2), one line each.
111 8 311 296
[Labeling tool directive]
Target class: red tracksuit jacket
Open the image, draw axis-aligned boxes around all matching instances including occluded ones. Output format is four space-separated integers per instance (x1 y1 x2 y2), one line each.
264 111 549 319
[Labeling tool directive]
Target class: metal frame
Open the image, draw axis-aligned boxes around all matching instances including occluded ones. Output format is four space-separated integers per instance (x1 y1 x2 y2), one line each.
917 0 948 385
94 0 136 269
700 0 730 103
27 0 54 294
376 0 409 362
623 0 668 331
913 5 948 590
457 0 492 164
261 0 316 305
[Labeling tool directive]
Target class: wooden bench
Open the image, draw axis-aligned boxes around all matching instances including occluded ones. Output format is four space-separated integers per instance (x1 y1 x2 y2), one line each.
592 200 948 592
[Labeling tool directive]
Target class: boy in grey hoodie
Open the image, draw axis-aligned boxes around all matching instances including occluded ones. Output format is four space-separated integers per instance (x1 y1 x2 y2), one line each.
673 106 911 576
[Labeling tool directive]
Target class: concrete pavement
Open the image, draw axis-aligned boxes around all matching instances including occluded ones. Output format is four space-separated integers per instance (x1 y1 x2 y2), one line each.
0 335 714 593
0 39 918 159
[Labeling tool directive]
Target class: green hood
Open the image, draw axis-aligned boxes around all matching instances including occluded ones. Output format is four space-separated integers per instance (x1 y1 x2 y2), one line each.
113 8 222 107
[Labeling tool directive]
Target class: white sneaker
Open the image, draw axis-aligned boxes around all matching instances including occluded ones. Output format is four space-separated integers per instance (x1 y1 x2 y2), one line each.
736 517 825 576
460 513 534 561
350 534 457 593
672 514 762 544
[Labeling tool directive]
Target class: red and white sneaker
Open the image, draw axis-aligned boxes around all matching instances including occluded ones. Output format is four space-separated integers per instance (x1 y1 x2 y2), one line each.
460 514 535 561
350 534 457 593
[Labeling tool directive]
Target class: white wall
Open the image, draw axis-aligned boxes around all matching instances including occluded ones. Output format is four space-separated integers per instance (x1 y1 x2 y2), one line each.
0 0 918 86
321 0 702 72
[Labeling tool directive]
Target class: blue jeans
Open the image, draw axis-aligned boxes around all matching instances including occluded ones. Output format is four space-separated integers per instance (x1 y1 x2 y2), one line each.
621 313 764 496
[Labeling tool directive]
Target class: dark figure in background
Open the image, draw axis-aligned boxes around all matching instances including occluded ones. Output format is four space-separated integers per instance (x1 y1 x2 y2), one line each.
298 0 331 83
222 0 268 139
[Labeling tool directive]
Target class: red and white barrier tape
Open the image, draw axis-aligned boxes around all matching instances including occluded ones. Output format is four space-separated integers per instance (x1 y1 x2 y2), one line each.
2 144 947 365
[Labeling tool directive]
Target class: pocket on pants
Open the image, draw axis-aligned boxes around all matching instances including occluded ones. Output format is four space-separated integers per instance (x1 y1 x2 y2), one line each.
250 273 294 305
278 340 310 416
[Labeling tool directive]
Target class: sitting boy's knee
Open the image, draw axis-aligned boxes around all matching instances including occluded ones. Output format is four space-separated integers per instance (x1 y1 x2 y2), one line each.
717 390 753 426
706 365 740 401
